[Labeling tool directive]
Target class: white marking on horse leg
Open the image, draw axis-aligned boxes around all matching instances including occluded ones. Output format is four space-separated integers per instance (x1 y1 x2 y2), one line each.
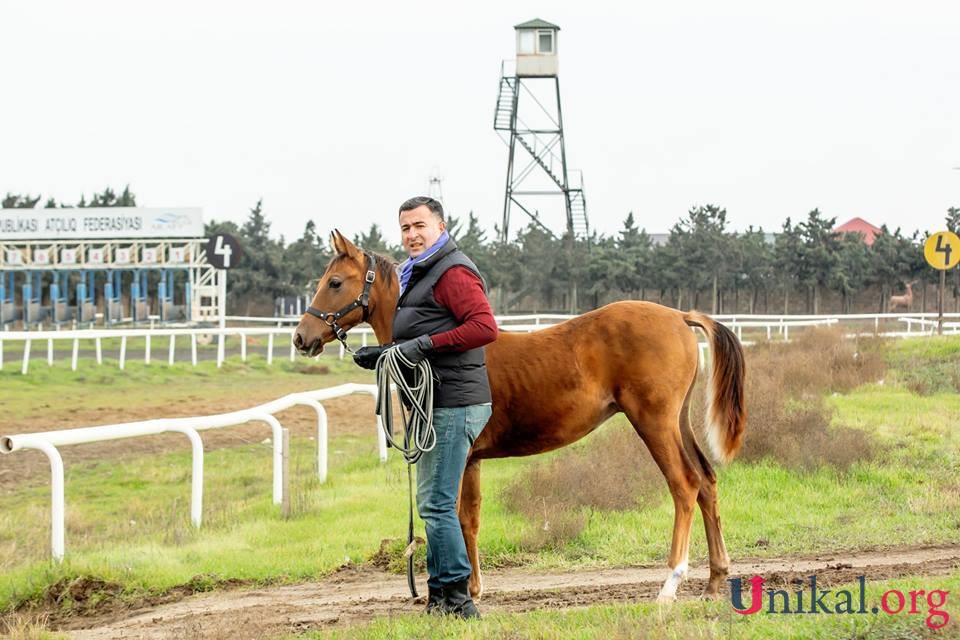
657 561 689 602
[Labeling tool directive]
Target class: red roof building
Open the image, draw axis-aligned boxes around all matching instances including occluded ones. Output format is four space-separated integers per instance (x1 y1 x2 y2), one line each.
834 217 882 246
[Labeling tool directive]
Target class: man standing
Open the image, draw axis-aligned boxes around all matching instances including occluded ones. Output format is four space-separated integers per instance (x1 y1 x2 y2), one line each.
353 196 497 619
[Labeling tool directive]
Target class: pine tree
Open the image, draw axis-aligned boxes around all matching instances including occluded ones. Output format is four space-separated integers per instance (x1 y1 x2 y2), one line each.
2 193 42 208
796 209 840 313
352 223 390 255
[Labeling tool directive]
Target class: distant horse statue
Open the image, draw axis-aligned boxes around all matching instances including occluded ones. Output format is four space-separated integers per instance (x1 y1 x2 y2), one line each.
889 281 916 312
293 231 747 602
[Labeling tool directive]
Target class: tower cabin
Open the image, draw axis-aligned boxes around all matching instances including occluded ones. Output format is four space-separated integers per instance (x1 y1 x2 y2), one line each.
515 18 559 77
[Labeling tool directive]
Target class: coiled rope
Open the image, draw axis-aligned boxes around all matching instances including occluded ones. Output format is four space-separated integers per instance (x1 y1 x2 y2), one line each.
375 348 436 463
374 347 437 598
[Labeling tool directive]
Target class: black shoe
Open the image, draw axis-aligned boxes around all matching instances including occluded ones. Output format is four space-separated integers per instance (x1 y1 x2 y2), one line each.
441 579 481 619
425 585 443 615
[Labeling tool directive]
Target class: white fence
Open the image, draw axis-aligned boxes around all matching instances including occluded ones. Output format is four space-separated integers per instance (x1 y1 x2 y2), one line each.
0 383 388 561
0 326 310 374
2 312 959 375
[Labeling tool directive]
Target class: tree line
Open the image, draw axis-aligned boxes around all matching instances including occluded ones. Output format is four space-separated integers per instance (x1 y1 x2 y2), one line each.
209 200 960 316
4 188 959 315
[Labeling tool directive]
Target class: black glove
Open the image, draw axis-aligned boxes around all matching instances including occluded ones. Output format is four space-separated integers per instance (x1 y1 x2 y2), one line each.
353 345 387 370
389 334 434 366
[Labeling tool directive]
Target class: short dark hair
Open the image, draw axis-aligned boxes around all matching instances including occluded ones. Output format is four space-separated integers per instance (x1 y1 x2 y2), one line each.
398 196 444 221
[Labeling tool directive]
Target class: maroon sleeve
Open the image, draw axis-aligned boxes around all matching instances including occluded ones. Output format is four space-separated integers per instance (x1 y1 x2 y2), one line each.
429 266 498 352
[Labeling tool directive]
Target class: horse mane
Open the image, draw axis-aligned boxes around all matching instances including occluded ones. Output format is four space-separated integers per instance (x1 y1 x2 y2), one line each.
369 251 398 287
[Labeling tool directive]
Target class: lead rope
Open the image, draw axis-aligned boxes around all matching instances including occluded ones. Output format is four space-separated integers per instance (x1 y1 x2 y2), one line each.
374 348 436 598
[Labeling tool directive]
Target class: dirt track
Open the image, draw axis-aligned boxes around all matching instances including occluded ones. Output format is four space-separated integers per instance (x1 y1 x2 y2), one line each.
55 544 960 639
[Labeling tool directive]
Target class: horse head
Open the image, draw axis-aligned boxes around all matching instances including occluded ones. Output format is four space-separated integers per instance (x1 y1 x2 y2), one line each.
292 230 398 356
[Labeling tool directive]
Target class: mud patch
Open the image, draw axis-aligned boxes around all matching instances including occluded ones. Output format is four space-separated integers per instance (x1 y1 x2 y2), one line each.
10 574 259 630
46 543 960 640
43 576 123 611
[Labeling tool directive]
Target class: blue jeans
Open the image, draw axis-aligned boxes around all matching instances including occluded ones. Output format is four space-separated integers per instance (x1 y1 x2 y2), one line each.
416 404 492 589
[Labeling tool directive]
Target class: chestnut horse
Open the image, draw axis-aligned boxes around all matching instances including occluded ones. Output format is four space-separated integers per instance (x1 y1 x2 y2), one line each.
293 231 746 602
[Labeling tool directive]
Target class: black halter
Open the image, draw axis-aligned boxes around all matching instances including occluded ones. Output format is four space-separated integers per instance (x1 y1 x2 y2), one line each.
305 252 376 352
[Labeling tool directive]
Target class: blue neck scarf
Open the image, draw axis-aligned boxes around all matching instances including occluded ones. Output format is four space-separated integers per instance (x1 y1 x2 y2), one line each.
398 231 450 296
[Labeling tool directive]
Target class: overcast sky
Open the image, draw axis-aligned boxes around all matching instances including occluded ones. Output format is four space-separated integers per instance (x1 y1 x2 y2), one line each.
2 0 958 245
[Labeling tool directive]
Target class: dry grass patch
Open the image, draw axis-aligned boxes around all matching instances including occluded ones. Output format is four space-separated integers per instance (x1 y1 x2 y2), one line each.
501 424 663 551
701 327 885 470
0 613 63 640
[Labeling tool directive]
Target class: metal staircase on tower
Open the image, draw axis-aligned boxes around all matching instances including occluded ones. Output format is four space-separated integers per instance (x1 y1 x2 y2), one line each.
493 21 589 245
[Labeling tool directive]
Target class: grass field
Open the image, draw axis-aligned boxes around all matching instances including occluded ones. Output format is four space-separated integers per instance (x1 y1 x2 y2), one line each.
0 334 958 637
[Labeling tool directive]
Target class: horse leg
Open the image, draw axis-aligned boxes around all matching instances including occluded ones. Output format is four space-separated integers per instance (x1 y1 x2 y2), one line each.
622 401 701 602
695 471 730 598
458 457 484 600
678 396 730 599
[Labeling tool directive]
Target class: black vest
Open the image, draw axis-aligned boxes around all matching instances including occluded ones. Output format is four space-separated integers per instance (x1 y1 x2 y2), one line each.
393 238 493 408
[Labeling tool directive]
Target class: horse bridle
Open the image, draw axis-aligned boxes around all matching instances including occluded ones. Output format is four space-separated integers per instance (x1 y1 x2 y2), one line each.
305 252 376 353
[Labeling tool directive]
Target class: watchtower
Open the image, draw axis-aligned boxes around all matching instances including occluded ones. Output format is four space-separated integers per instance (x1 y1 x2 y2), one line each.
494 18 588 244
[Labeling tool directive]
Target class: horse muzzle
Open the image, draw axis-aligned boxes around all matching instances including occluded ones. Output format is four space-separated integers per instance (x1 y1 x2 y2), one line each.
292 328 324 357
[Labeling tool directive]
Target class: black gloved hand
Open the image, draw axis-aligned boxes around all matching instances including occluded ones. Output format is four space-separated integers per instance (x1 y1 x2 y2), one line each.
389 334 434 366
353 345 386 370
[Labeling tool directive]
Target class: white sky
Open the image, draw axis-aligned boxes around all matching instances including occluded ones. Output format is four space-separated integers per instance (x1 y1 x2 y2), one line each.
2 0 958 244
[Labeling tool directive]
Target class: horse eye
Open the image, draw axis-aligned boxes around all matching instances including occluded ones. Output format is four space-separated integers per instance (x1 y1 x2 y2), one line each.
329 279 342 289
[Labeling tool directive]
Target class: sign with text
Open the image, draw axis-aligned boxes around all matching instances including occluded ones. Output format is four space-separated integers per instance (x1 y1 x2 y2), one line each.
924 231 960 270
0 207 204 240
169 247 187 263
205 234 242 269
33 248 50 265
4 249 24 265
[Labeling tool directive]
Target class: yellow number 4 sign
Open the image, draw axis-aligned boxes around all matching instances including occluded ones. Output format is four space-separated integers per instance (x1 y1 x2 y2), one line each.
924 231 960 270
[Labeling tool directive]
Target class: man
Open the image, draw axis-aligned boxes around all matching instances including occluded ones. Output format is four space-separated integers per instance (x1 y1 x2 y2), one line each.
353 196 497 619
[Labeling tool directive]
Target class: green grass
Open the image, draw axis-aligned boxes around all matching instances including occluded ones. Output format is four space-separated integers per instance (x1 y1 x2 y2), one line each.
0 336 958 618
302 571 960 639
883 335 960 395
1 401 958 612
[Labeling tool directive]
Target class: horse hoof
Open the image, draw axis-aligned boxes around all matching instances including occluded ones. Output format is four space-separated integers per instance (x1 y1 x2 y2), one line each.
700 590 722 601
656 594 677 604
469 579 483 601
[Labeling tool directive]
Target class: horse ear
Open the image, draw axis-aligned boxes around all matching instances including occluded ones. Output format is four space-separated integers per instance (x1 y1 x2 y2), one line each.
330 229 361 259
330 230 344 255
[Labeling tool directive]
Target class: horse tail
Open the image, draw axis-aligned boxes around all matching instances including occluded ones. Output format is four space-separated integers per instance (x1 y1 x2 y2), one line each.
683 311 746 463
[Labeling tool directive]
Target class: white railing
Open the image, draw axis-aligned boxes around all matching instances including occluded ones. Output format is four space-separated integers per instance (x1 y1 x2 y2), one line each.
3 312 959 375
0 326 299 374
225 315 301 325
0 383 388 562
897 316 960 334
712 311 960 336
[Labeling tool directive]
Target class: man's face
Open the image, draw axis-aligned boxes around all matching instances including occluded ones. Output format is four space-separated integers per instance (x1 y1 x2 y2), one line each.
399 205 445 258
